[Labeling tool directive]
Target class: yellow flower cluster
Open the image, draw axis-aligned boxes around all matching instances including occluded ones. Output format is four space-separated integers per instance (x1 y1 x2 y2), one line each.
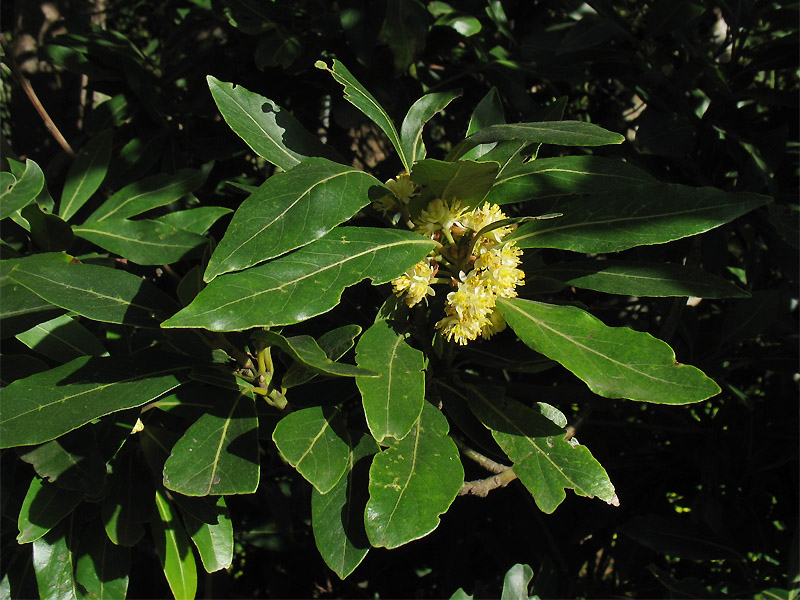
391 198 525 345
373 174 416 223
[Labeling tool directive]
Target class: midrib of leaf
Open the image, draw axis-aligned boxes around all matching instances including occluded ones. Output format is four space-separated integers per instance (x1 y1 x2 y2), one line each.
295 419 331 467
336 452 357 568
96 178 191 221
383 335 404 437
61 154 98 219
204 395 241 495
209 169 359 272
25 322 85 355
73 227 198 249
382 418 421 533
477 123 618 144
496 166 649 186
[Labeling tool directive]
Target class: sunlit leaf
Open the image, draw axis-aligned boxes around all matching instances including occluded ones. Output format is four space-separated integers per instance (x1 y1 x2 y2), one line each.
151 489 197 600
15 314 108 362
74 519 130 599
400 89 462 164
32 520 78 600
17 477 83 544
0 159 45 221
173 495 233 573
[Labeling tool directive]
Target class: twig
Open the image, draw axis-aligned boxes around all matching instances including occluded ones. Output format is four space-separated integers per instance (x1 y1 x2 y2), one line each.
459 468 518 497
453 436 507 474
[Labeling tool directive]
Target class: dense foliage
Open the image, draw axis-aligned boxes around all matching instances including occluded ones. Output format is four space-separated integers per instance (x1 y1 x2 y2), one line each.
1 1 797 598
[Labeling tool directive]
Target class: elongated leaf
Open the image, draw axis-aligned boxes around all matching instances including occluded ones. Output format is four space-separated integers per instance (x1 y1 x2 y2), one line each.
154 206 232 234
0 354 188 448
18 477 83 544
17 427 106 493
162 227 436 331
9 261 178 327
498 298 720 404
74 219 208 265
85 165 211 222
208 76 340 171
253 330 375 378
531 260 750 298
400 89 462 164
466 385 614 513
0 159 45 220
102 454 154 546
461 87 505 160
32 520 78 600
311 433 378 579
411 159 499 209
16 314 108 362
282 325 362 388
74 519 130 599
272 406 351 494
204 158 384 281
486 156 657 205
507 185 772 252
173 495 233 573
356 320 425 443
316 59 408 172
365 401 463 549
448 121 625 161
0 253 69 322
59 130 112 221
20 204 74 251
163 392 259 496
151 489 197 600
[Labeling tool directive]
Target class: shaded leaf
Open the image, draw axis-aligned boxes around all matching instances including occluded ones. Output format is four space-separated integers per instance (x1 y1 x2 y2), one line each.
17 427 106 493
154 207 232 235
74 518 130 599
32 520 78 600
20 204 74 251
0 159 45 220
15 314 108 363
461 87 505 160
400 89 462 164
282 324 363 388
173 495 233 573
60 130 112 221
18 477 83 544
102 454 154 546
381 0 429 72
411 159 499 209
151 489 197 600
0 253 69 325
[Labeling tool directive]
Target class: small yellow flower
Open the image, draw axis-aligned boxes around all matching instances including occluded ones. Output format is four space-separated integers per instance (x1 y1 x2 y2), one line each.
385 173 416 205
480 309 507 339
392 258 436 307
414 198 466 238
461 203 512 244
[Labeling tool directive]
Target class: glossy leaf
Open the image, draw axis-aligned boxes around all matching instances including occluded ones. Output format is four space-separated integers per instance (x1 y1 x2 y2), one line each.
466 386 614 513
17 427 106 493
272 406 351 494
204 158 384 281
151 489 197 600
507 185 771 252
0 253 69 322
316 59 408 172
0 159 45 220
498 298 721 404
461 87 506 160
0 354 188 448
311 433 378 579
400 89 462 164
356 320 426 443
173 495 233 573
208 76 340 171
502 564 536 600
102 455 154 546
162 227 436 331
15 314 108 362
365 401 463 549
448 121 625 161
485 156 657 205
32 520 78 600
74 219 208 265
253 330 375 378
163 392 259 496
59 129 112 221
20 204 74 251
411 159 499 209
530 260 750 298
8 261 178 327
17 477 83 544
282 324 363 388
154 206 232 235
85 165 211 222
74 519 130 599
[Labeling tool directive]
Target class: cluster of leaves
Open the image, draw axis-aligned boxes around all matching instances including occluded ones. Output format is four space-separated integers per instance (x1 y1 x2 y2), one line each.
1 1 796 598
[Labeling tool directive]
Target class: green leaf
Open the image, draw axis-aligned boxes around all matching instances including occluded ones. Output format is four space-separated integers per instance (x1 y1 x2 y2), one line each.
502 564 536 600
74 519 130 599
461 87 506 161
272 406 351 494
151 489 197 600
356 320 426 443
17 477 83 544
17 427 106 493
316 59 408 172
0 159 45 220
497 298 721 404
16 314 108 362
507 185 772 252
411 159 499 209
162 392 260 496
448 122 625 161
73 219 208 265
530 260 750 298
162 227 436 331
59 130 112 221
85 165 211 222
282 325 363 388
8 261 178 327
173 495 233 573
466 386 615 513
400 89 462 164
365 401 463 549
311 432 378 579
381 0 429 72
102 454 154 546
0 253 69 323
253 330 375 378
154 207 232 235
204 158 384 281
0 354 188 448
207 76 340 171
486 156 657 205
32 520 78 600
20 204 74 252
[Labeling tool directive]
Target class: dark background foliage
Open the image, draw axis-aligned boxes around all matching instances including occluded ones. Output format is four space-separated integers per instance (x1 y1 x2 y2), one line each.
2 0 797 597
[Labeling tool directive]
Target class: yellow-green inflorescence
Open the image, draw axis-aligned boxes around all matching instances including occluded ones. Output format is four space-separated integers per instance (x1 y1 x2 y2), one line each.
377 174 525 346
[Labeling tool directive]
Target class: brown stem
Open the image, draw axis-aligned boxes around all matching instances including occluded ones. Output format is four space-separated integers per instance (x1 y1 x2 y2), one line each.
459 468 518 497
453 436 508 474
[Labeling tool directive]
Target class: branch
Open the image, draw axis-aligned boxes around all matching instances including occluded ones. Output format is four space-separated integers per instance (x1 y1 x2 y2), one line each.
459 468 518 497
